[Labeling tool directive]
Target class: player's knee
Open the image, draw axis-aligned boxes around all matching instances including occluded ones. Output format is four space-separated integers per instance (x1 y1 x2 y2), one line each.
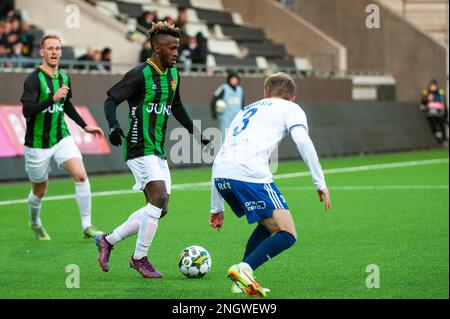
33 189 46 198
153 191 169 208
73 171 87 183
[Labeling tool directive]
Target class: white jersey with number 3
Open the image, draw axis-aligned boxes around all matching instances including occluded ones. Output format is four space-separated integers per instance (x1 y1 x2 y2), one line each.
212 98 308 183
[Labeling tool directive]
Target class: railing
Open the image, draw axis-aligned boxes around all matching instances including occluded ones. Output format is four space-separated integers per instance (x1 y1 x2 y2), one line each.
0 57 394 79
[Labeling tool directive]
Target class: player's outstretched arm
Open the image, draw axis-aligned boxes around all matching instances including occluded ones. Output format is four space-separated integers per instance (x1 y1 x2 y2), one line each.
63 96 104 138
104 97 125 146
290 125 331 211
210 180 225 231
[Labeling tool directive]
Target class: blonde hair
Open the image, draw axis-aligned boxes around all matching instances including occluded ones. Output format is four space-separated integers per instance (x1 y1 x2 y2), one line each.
264 72 297 100
147 21 180 48
40 35 61 49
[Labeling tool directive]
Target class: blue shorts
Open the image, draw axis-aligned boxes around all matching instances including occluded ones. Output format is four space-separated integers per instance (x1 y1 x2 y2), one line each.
214 178 289 224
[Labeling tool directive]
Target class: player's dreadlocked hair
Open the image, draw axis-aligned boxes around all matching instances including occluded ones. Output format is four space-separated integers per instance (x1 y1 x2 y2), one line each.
147 21 181 49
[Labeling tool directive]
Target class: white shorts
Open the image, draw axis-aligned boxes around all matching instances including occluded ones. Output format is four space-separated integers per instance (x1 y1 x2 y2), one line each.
127 155 172 194
24 136 82 183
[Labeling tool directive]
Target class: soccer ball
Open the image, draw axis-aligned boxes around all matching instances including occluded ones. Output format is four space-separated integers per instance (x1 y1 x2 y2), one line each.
215 99 226 113
178 245 212 278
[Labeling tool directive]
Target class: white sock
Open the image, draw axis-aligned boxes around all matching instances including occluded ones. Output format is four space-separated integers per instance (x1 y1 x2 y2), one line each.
105 207 144 245
28 192 43 227
75 179 92 230
133 203 162 260
238 262 253 273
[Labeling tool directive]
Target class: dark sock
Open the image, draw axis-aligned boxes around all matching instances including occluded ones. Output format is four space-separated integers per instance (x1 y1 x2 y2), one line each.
243 231 296 271
243 224 272 260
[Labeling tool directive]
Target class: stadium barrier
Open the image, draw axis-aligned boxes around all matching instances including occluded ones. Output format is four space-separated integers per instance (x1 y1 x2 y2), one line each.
0 71 435 181
0 100 436 181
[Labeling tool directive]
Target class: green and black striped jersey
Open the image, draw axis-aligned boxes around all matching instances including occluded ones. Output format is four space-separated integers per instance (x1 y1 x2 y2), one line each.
21 66 73 148
107 59 182 161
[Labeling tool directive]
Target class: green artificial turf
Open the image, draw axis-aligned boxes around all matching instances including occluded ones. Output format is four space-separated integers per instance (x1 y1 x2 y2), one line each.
0 150 448 299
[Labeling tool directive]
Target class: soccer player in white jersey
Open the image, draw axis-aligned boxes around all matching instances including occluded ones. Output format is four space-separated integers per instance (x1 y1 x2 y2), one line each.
209 72 331 297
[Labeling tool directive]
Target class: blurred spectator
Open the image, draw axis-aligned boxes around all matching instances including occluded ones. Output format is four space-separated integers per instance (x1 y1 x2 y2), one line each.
75 47 94 70
176 7 188 30
0 0 15 19
176 7 190 50
1 18 15 52
0 20 10 56
10 15 20 34
138 10 158 31
101 47 112 71
1 10 34 60
163 16 175 25
210 71 245 140
179 32 207 69
420 79 448 145
193 32 207 64
140 40 152 62
91 49 105 70
10 41 27 66
78 47 95 62
18 21 33 56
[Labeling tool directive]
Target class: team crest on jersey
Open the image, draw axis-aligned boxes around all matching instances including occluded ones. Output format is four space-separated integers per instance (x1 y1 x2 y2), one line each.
171 81 177 90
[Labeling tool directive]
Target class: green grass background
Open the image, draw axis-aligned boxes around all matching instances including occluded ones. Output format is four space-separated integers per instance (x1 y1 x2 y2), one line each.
0 150 448 299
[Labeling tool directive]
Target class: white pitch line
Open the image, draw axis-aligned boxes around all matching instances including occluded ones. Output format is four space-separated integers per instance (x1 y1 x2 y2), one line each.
273 158 449 180
166 185 450 191
0 158 448 206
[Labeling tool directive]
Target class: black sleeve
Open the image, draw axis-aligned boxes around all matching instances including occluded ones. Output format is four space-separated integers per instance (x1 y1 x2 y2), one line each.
21 73 54 118
106 67 143 104
209 87 224 119
104 96 120 129
64 100 87 129
66 77 73 100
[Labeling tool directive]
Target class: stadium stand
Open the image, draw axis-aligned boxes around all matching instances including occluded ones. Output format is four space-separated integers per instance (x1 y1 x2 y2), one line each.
1 0 399 101
87 0 305 72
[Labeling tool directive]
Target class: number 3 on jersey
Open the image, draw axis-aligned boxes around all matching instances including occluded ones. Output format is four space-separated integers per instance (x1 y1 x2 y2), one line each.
233 108 258 136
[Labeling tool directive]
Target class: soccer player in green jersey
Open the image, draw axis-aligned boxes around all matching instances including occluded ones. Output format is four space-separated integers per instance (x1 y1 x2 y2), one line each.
95 22 209 278
20 35 104 240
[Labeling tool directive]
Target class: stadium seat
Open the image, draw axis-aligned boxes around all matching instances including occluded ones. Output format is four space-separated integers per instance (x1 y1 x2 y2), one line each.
169 0 191 8
220 26 265 42
96 1 120 17
195 9 235 25
184 22 211 38
191 0 223 11
120 0 158 4
294 57 313 71
61 46 75 60
255 56 269 70
116 1 144 18
207 38 240 56
185 8 200 23
272 58 296 69
231 12 244 25
213 55 258 67
142 4 178 19
244 43 286 58
206 54 216 67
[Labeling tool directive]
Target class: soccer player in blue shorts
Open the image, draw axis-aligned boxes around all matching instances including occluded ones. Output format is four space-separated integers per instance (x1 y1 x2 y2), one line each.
209 72 331 297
